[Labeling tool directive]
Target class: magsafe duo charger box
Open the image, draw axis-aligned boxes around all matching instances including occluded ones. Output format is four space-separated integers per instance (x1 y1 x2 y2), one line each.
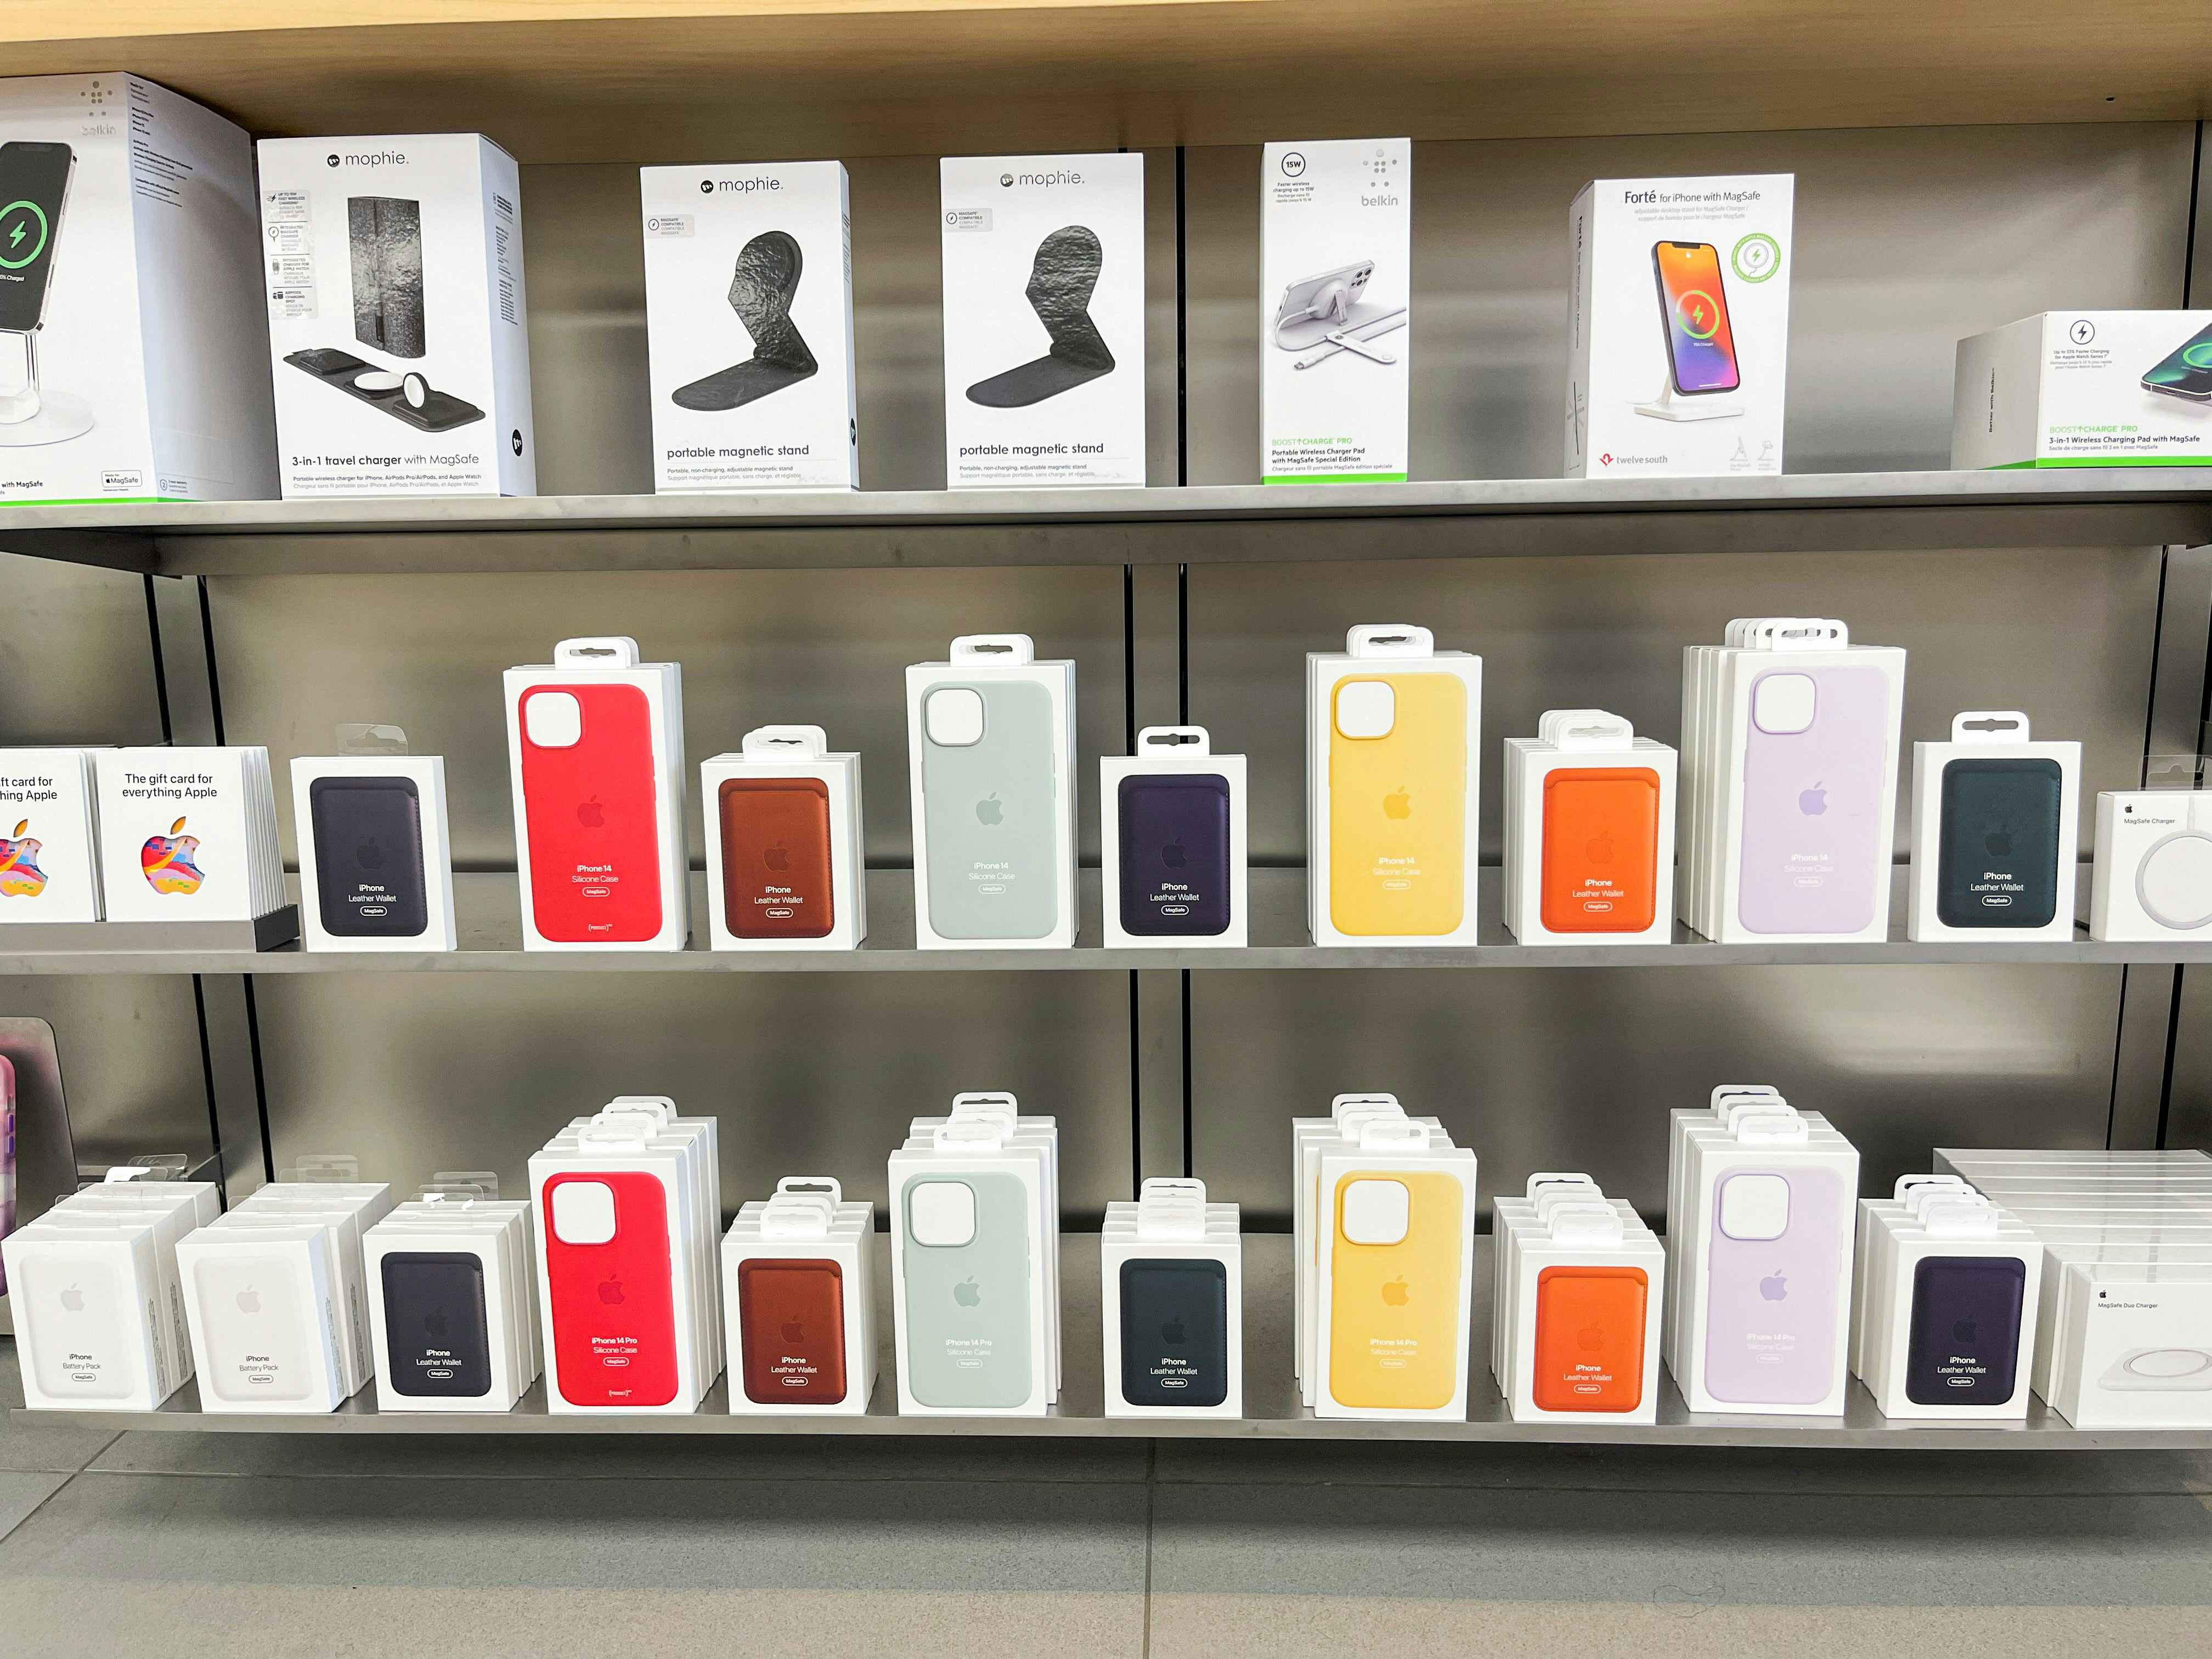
0 75 274 506
938 153 1145 490
640 161 857 493
2091 789 2212 941
257 134 535 498
1953 312 2212 470
1260 138 1410 485
1566 174 1793 479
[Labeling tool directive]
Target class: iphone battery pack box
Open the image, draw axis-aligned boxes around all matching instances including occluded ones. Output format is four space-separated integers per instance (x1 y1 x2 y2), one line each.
293 754 459 951
702 726 866 952
721 1178 877 1415
1504 709 1676 945
1908 713 2078 942
1101 726 1248 947
1953 311 2212 470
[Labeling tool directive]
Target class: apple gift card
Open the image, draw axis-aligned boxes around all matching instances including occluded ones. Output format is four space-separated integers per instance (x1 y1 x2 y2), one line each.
0 747 104 923
95 747 284 924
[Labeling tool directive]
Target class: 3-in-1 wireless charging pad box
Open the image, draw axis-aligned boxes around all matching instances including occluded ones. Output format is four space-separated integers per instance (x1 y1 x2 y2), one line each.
640 161 857 493
939 153 1146 489
1953 311 2212 470
257 133 535 497
0 75 275 505
1261 138 1410 485
1567 174 1793 479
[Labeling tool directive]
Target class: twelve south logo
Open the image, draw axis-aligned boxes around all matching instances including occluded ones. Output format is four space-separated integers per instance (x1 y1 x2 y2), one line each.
140 816 206 895
0 819 47 897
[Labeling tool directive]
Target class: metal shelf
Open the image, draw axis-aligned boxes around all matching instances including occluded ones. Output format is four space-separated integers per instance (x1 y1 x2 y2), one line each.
14 1236 2200 1448
4 471 2209 577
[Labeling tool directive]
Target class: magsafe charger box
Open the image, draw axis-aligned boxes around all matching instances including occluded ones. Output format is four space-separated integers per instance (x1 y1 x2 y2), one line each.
1260 137 1410 484
938 153 1145 489
1566 174 1793 479
639 161 857 493
0 75 274 505
2091 789 2212 941
257 133 535 498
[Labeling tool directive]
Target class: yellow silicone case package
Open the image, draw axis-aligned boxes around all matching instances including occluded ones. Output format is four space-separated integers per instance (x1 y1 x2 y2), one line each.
1328 673 1468 936
1327 1167 1468 1410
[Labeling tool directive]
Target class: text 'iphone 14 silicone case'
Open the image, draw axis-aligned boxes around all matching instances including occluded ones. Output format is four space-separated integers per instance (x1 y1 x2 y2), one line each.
308 776 428 939
1117 774 1231 937
718 777 834 940
541 1171 679 1407
900 1172 1034 1408
1328 1169 1466 1410
1703 1166 1849 1406
1119 1258 1228 1407
518 684 664 944
1905 1255 2025 1406
1328 674 1468 936
379 1252 490 1398
919 680 1060 940
1937 758 2063 929
1540 767 1660 933
1737 664 1891 935
737 1258 847 1404
1531 1264 1648 1412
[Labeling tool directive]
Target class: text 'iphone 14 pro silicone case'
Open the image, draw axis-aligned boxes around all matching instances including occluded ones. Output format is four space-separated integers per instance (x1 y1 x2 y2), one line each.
719 777 834 940
737 1259 847 1404
900 1172 1034 1409
1936 758 2063 929
1119 1258 1229 1407
1531 1265 1649 1412
1703 1166 1849 1406
518 684 664 944
1905 1255 2025 1406
1541 768 1661 933
1737 665 1891 935
541 1171 679 1407
308 776 428 939
1117 774 1232 937
379 1252 491 1398
1328 1170 1465 1410
920 680 1060 940
1329 674 1467 936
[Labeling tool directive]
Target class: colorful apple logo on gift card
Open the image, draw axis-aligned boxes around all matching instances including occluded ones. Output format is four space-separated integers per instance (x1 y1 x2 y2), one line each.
0 820 47 898
140 817 206 894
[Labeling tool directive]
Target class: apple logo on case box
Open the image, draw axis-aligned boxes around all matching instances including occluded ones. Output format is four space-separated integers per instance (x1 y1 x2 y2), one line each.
1383 786 1412 821
975 793 1003 826
1759 1271 1788 1302
59 1283 84 1313
1585 832 1615 865
235 1286 262 1314
1985 830 2012 858
953 1277 982 1307
597 1275 625 1306
1798 783 1827 817
1953 1318 1977 1344
424 1309 449 1340
1381 1276 1410 1306
577 797 606 830
1577 1322 1606 1352
1161 839 1187 869
763 843 791 872
357 837 385 870
781 1319 805 1342
1160 1314 1187 1345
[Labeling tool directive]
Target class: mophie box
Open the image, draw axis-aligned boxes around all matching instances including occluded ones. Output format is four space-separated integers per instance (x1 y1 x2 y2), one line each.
257 133 534 497
640 160 857 493
1954 311 2212 470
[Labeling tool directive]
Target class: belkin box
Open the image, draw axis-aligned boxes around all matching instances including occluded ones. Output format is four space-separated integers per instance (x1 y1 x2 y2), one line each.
1953 311 2212 470
1567 174 1793 479
257 134 535 498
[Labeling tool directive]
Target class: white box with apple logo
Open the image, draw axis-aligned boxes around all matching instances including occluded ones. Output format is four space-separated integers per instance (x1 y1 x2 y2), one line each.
700 726 866 953
176 1222 348 1414
721 1178 877 1416
1101 1178 1242 1419
292 752 459 953
1099 726 1248 950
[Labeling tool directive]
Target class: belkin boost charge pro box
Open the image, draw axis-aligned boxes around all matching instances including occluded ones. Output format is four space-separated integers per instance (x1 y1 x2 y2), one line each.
1953 312 2212 470
1567 174 1793 479
257 134 535 498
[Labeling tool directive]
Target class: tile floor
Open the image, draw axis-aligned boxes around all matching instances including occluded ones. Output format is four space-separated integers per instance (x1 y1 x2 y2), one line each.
1 1342 2207 1658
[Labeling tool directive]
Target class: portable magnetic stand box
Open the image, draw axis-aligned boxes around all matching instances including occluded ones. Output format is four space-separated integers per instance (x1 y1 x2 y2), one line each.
0 747 104 924
1101 1178 1242 1419
939 153 1144 489
0 75 274 505
721 1176 877 1415
2090 789 2212 941
641 160 857 493
906 634 1077 950
1260 137 1410 485
1907 712 2080 943
93 747 287 927
1503 709 1677 945
1307 625 1482 947
1567 174 1793 479
505 636 689 951
365 1190 540 1414
292 749 459 952
1492 1174 1664 1424
257 133 535 497
702 725 866 952
1100 725 1248 948
1953 311 2212 470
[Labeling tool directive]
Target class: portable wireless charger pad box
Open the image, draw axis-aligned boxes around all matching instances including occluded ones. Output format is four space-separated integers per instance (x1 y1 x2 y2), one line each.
1954 311 2212 470
257 134 535 497
1567 174 1792 478
939 153 1144 489
641 161 857 493
0 75 275 505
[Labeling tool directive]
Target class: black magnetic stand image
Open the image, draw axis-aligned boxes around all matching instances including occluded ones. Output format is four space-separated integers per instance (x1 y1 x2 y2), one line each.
964 224 1114 408
282 348 485 433
673 231 819 411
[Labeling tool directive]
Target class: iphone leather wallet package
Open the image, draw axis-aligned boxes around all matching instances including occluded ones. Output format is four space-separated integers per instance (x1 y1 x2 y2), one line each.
505 636 688 951
1854 1194 2039 1420
1101 1179 1242 1419
702 725 866 952
292 754 458 952
365 1199 538 1413
1503 709 1677 945
721 1177 877 1415
1953 311 2212 470
1908 712 2079 942
1493 1182 1664 1424
1306 624 1483 948
906 634 1077 950
1100 725 1248 948
2091 790 2212 941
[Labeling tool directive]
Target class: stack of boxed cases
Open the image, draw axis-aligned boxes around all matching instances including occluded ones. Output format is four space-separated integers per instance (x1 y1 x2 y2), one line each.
1502 709 1678 945
1100 1177 1242 1419
178 1174 395 1414
3 1172 218 1410
888 1093 1059 1417
1936 1148 2212 1429
1492 1172 1664 1423
364 1190 541 1413
1678 619 1906 944
1290 1092 1477 1420
1850 1174 2040 1420
721 1176 877 1415
530 1097 722 1413
1664 1086 1859 1415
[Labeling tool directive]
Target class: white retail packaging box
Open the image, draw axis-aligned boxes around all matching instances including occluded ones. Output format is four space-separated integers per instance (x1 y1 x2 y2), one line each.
291 754 458 952
701 725 866 952
0 748 103 923
1492 1186 1664 1425
2044 1260 2212 1428
1908 712 2080 943
504 637 689 951
1953 311 2212 470
365 1198 538 1413
640 160 857 493
939 153 1144 489
3 1217 179 1410
1306 625 1482 947
2091 790 2212 941
721 1178 877 1415
1260 138 1410 485
1567 174 1793 479
0 75 275 505
1503 709 1677 945
1099 726 1248 949
906 634 1077 950
257 133 534 498
1101 1179 1242 1419
93 747 284 924
1853 1197 2040 1421
176 1222 349 1414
